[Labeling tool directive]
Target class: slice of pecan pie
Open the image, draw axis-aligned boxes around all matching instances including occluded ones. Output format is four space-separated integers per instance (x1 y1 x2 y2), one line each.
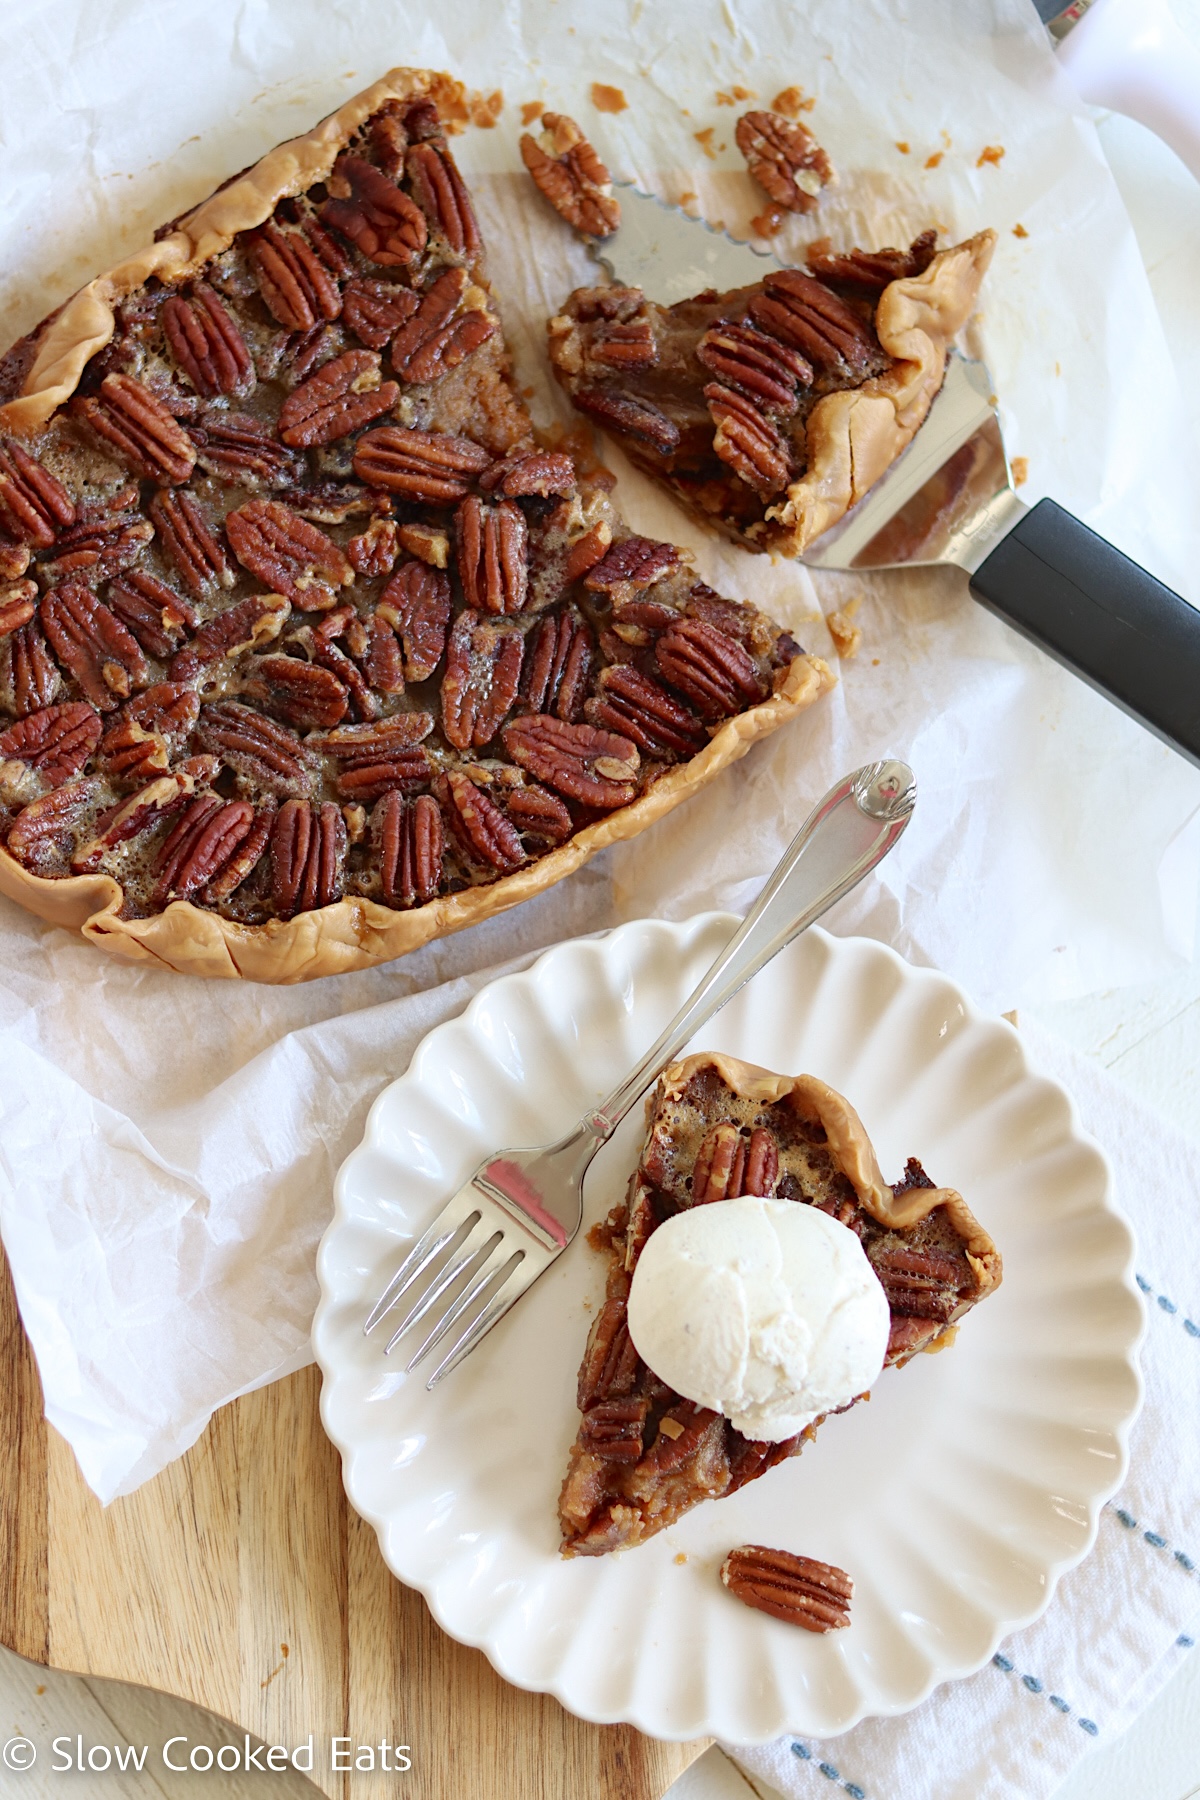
559 1053 1001 1556
546 229 995 557
0 70 832 981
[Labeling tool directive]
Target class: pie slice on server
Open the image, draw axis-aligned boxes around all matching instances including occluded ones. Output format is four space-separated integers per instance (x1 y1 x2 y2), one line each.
547 230 995 557
559 1053 1001 1555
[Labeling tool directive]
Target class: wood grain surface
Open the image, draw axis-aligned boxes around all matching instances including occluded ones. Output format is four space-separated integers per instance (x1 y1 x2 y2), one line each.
0 1253 706 1799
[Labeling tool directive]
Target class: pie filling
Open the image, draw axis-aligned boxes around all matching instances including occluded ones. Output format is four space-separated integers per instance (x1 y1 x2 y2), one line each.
559 1055 1001 1556
0 94 811 927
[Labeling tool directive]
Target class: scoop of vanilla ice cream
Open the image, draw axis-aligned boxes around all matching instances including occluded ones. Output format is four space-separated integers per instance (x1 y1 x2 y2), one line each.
626 1196 889 1442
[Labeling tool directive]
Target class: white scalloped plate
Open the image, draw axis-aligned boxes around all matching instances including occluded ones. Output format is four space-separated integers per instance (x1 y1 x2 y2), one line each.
313 918 1144 1742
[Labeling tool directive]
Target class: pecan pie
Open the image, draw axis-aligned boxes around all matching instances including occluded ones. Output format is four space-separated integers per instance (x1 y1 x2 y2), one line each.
0 70 832 981
559 1053 1001 1555
547 229 995 557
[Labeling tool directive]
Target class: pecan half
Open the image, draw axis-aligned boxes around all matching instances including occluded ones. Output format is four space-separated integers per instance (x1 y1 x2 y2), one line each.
644 1401 721 1473
73 374 196 485
308 713 433 803
563 519 612 582
586 664 706 758
0 580 37 637
720 1546 852 1631
749 270 884 380
582 535 679 598
225 500 354 609
40 509 155 585
187 413 304 489
245 654 349 730
608 597 679 646
870 1243 966 1320
40 583 149 711
441 612 524 750
726 1434 800 1495
706 383 792 495
520 609 593 721
587 318 657 372
692 1123 779 1202
456 496 528 615
309 635 378 723
161 283 255 398
505 781 572 846
369 98 413 177
502 715 638 809
480 449 577 499
352 426 491 503
360 612 406 695
377 561 452 679
807 230 937 292
5 778 99 874
0 442 75 547
520 112 620 238
1 620 59 717
71 772 191 872
106 569 198 659
275 482 383 525
202 801 275 902
735 111 834 213
374 789 444 906
655 618 765 718
389 267 496 383
436 768 525 872
572 386 681 454
696 320 811 411
98 683 199 782
247 221 342 331
278 350 400 448
579 1396 648 1463
347 518 400 577
195 700 314 795
269 798 348 917
169 593 290 681
320 154 428 268
406 141 481 257
342 277 420 350
154 794 260 903
0 702 102 791
577 1295 640 1409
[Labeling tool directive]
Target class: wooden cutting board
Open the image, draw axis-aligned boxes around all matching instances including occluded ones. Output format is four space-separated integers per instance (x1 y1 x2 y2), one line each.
0 1254 706 1799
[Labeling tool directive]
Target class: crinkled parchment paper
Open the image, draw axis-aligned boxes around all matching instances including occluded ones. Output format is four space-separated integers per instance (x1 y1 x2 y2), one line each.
1 0 1198 1499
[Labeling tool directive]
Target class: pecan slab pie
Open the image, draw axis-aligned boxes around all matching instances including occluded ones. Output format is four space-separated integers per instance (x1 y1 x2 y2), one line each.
0 70 832 981
547 230 995 557
559 1053 1001 1556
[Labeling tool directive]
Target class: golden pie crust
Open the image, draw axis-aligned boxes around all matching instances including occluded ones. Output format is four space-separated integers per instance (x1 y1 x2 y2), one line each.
0 70 833 981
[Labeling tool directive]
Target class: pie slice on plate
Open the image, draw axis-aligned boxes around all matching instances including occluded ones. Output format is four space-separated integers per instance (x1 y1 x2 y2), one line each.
547 230 995 556
559 1052 1001 1555
0 69 832 981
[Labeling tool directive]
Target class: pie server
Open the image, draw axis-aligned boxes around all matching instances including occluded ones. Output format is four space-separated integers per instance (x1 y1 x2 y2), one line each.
589 184 1200 767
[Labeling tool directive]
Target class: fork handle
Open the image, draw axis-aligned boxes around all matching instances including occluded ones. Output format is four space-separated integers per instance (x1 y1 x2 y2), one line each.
583 759 916 1137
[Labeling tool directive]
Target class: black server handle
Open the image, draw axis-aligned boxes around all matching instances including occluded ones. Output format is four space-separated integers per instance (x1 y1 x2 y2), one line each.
969 499 1200 767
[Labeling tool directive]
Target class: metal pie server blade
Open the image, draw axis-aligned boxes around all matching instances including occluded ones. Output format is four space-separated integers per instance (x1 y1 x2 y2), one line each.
588 185 1200 766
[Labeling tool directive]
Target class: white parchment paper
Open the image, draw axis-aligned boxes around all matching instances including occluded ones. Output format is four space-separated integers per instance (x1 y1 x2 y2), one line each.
1 0 1199 1500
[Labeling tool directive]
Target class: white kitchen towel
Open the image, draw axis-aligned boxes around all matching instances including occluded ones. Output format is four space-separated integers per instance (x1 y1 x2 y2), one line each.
728 1016 1200 1800
3 0 1200 1505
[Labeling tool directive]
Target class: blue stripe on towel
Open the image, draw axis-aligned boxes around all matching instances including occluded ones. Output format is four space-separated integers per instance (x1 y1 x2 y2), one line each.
991 1651 1098 1736
1135 1272 1198 1337
789 1742 866 1797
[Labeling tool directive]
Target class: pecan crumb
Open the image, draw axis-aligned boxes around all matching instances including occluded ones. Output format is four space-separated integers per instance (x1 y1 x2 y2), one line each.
693 127 718 159
896 140 911 154
1011 456 1029 488
925 151 944 170
1012 222 1029 239
977 144 1006 168
591 83 627 114
521 101 544 126
750 206 785 238
772 86 815 116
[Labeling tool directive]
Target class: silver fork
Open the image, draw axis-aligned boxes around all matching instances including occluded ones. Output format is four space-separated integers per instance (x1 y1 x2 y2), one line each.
364 758 916 1388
